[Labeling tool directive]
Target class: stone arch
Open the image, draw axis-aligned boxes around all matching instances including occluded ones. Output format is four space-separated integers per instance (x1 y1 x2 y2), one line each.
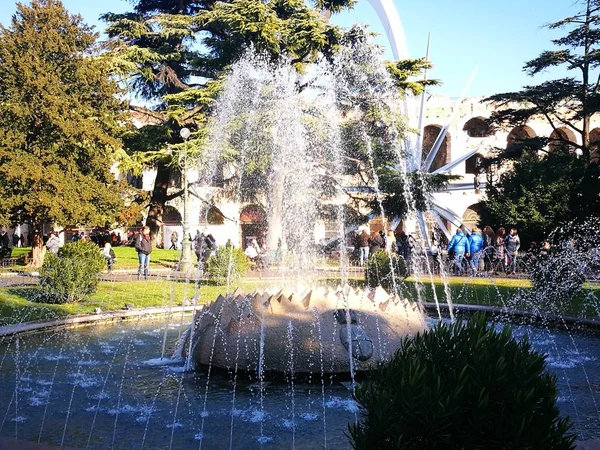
240 204 267 248
465 153 484 175
423 124 451 171
461 204 482 229
163 205 182 224
548 126 577 153
506 125 536 150
199 205 225 225
463 117 491 138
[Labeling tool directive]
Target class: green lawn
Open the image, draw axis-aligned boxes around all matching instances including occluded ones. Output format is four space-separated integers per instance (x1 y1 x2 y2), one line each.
0 274 598 327
0 245 182 272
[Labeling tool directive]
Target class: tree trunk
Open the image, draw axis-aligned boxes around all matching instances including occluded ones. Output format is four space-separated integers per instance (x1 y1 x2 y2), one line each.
146 161 172 248
28 234 46 269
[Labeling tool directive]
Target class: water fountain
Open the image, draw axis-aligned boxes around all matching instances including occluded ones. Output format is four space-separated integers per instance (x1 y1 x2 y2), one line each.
0 15 599 450
187 286 426 374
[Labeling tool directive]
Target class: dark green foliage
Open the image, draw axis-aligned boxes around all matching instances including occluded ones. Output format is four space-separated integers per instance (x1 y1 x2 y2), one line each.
480 149 600 245
0 0 127 231
206 246 249 285
38 241 106 304
364 251 408 292
348 314 575 450
103 0 357 239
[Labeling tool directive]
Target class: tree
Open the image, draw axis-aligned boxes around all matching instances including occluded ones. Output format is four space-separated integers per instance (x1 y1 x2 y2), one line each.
481 149 600 244
0 0 128 236
482 0 600 239
103 0 360 244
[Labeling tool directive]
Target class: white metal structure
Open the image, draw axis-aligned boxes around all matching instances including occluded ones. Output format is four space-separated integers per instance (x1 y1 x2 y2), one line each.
366 0 482 242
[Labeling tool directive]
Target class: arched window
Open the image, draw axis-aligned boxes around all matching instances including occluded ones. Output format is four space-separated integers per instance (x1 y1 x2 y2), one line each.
461 204 481 229
199 206 225 225
463 117 491 138
163 205 182 224
240 204 266 224
422 125 451 171
590 128 600 162
506 125 536 151
548 127 577 153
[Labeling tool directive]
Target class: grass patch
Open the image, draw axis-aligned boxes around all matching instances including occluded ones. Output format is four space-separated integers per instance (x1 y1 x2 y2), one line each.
0 245 182 272
111 246 180 269
1 275 599 327
0 278 269 325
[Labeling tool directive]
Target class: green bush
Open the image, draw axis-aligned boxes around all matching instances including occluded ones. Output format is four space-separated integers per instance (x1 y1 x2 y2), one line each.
364 251 408 292
38 241 106 304
348 314 574 450
206 246 249 285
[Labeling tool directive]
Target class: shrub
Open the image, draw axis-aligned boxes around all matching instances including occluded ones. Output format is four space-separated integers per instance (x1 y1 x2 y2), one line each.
364 251 408 292
206 246 249 285
38 241 106 304
348 314 575 450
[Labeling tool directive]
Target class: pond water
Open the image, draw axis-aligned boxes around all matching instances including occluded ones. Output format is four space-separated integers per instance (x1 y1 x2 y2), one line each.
0 316 598 449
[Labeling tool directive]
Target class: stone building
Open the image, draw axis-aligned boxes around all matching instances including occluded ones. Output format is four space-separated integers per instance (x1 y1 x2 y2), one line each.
126 94 598 249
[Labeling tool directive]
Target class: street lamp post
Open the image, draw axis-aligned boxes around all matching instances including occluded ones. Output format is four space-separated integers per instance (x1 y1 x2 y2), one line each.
179 127 194 273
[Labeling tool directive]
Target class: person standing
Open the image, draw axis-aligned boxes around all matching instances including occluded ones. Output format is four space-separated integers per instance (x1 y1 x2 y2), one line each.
468 227 484 274
358 229 370 266
494 227 507 273
385 230 396 254
504 228 521 274
193 231 205 263
447 228 470 274
135 226 152 280
369 231 385 255
45 231 61 254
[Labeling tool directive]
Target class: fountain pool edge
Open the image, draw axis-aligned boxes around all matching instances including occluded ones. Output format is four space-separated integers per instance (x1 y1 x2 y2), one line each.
0 305 198 337
424 302 600 330
2 303 598 338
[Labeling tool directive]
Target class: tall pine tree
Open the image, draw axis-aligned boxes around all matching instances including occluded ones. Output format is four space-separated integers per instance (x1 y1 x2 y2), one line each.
0 0 127 234
481 0 600 241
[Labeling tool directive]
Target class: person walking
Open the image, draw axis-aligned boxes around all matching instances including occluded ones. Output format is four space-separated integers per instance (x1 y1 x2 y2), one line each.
169 231 178 250
103 242 116 272
446 228 470 275
135 226 152 280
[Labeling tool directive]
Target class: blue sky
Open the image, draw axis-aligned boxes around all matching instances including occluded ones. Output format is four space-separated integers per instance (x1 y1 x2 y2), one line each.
0 0 583 97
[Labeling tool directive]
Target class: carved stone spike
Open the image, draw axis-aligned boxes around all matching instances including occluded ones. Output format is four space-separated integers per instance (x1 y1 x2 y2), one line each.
301 291 312 309
379 299 389 312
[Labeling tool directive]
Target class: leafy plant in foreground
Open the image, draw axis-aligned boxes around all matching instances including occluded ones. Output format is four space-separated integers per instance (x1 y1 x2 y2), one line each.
348 314 575 450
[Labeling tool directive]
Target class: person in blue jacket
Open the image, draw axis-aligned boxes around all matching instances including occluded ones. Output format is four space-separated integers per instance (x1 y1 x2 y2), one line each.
468 227 484 274
447 228 470 274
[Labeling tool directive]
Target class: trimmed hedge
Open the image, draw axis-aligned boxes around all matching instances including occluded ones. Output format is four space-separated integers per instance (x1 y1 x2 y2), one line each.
349 314 575 449
38 241 105 304
206 246 249 285
364 251 408 292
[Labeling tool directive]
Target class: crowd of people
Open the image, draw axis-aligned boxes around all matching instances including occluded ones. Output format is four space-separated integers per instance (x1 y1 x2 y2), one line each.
339 224 560 277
